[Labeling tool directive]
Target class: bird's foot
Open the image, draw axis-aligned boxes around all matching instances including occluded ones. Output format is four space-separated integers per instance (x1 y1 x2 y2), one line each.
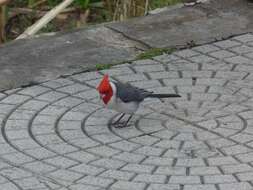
114 122 131 128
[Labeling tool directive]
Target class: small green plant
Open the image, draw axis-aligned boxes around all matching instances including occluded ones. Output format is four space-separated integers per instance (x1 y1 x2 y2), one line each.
136 47 176 60
95 63 113 70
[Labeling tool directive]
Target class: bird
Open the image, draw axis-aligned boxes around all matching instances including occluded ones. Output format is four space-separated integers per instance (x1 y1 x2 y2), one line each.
96 74 181 128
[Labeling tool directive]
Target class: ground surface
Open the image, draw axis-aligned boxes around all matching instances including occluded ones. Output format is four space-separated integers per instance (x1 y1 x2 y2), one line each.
1 33 253 189
0 0 253 91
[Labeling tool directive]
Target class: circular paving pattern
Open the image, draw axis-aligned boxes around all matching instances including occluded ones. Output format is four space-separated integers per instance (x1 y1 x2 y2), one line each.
1 34 253 190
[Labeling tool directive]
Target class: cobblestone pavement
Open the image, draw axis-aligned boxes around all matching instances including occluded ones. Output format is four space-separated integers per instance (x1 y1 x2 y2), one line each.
1 33 253 190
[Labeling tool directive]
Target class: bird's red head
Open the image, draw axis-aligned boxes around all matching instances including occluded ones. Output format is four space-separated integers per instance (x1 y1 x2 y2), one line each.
97 74 113 105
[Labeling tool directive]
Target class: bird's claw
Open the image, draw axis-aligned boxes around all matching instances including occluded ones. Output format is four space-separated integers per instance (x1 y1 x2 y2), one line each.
114 123 131 128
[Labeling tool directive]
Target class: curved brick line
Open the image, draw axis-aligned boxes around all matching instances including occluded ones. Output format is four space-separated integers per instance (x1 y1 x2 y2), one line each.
0 95 80 188
56 106 102 149
0 174 25 190
107 112 165 147
80 107 111 146
0 97 43 161
27 95 98 163
227 114 248 138
0 156 67 189
162 111 253 151
143 104 253 155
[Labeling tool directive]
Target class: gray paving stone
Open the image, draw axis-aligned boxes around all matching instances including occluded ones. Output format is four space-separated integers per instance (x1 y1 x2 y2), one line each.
225 55 252 64
0 183 20 190
148 71 179 80
236 171 253 181
36 91 67 102
218 182 253 190
153 54 180 63
115 73 147 82
133 64 165 73
2 152 34 165
112 152 146 163
23 161 56 173
188 54 216 63
49 169 83 182
87 145 120 157
130 80 162 89
69 183 101 190
155 166 186 175
190 166 221 175
235 152 253 163
176 158 205 167
99 170 135 180
132 59 160 66
91 158 125 169
154 140 181 149
207 156 239 166
174 49 200 58
184 184 216 190
147 184 180 190
121 163 155 173
233 34 253 43
204 174 236 184
245 52 253 59
169 176 201 184
44 156 79 168
1 168 32 179
71 71 103 82
65 151 97 163
101 67 134 76
110 180 146 190
134 146 164 156
14 177 48 189
18 86 51 97
42 78 73 88
56 84 90 94
142 156 173 166
193 44 220 53
110 140 141 152
230 45 253 54
221 164 253 174
1 94 30 104
133 174 166 183
25 147 56 159
214 40 242 48
131 135 160 146
221 144 251 155
208 50 236 59
77 176 114 188
163 78 192 86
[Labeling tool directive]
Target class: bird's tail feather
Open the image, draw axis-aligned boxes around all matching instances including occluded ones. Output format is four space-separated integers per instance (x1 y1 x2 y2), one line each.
148 94 181 98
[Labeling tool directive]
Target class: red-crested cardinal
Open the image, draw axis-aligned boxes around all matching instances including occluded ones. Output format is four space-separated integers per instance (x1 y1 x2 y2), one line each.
97 74 181 128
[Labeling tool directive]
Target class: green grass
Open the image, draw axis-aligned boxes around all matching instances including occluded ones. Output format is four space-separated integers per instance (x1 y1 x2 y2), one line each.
95 63 114 70
94 47 176 71
150 0 182 9
136 47 176 60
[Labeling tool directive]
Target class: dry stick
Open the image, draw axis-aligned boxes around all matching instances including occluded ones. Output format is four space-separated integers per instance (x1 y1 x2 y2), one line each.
144 0 149 15
16 0 74 40
0 0 9 6
0 5 6 43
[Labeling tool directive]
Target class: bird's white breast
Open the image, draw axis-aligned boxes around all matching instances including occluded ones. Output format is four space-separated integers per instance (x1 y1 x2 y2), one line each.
105 82 139 114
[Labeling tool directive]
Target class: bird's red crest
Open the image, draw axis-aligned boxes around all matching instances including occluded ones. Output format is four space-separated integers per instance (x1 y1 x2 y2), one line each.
97 74 113 104
97 74 110 93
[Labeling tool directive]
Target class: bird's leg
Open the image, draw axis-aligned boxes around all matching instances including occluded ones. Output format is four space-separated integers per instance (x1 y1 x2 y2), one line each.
122 114 133 127
112 113 125 125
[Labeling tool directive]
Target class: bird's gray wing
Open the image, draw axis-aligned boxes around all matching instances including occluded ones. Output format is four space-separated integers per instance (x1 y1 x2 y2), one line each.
114 82 152 103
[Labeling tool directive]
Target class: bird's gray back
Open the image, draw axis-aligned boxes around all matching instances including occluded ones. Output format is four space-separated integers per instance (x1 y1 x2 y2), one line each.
114 81 152 103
